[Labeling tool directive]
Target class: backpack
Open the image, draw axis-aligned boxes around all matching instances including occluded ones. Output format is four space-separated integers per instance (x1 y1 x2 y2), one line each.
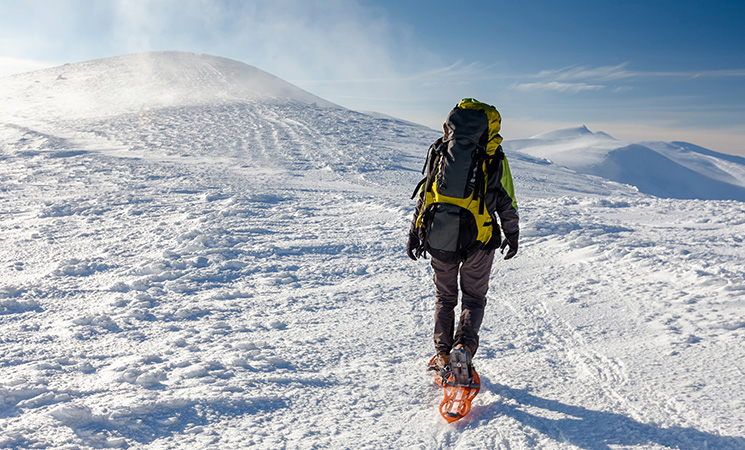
411 98 505 260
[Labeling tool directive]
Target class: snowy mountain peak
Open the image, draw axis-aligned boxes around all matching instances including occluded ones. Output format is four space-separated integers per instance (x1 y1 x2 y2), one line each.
530 125 609 140
506 125 745 201
0 51 338 120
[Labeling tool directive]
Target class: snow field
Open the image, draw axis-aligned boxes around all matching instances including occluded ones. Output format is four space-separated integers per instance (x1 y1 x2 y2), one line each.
1 52 744 448
0 104 443 448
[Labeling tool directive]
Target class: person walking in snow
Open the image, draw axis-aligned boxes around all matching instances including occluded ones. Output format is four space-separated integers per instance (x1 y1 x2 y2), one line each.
407 99 519 386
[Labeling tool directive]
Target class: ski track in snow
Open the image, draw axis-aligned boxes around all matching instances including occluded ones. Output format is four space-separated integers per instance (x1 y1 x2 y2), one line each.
1 98 745 448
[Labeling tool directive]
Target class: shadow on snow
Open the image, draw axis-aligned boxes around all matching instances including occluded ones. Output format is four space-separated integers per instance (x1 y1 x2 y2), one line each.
468 377 745 450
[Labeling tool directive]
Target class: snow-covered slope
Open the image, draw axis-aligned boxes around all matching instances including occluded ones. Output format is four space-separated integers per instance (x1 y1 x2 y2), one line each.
0 51 338 121
506 125 745 201
1 53 744 449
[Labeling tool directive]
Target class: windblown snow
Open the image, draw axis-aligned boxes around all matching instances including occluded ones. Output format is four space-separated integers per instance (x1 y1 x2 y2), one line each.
1 52 744 449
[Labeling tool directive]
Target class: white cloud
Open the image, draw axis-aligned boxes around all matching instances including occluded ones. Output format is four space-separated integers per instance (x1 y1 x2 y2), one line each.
536 63 745 83
515 62 744 99
101 0 428 110
536 63 633 82
513 81 605 94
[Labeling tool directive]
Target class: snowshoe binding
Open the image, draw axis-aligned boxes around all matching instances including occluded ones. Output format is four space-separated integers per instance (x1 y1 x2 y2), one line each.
436 346 481 423
450 346 474 386
427 354 452 387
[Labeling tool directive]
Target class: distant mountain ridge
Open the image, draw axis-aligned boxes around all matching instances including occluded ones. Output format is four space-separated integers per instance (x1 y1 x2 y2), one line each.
505 126 745 201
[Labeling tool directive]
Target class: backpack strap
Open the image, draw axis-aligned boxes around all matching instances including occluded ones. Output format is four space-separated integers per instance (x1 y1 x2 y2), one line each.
474 145 505 214
410 139 443 199
410 177 427 200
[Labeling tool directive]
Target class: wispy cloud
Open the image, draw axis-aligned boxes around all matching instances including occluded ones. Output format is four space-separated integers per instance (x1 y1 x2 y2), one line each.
535 63 633 82
101 0 409 86
291 60 499 85
535 63 745 82
514 62 745 96
513 81 605 94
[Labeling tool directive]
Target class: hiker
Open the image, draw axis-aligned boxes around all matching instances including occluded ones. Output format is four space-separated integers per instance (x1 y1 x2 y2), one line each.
407 98 519 386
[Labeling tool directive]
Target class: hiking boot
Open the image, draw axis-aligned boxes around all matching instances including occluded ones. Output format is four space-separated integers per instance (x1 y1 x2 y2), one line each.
427 354 452 384
450 345 473 386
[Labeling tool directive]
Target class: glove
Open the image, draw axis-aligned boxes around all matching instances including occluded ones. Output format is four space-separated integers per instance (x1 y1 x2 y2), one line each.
407 231 420 260
499 238 518 260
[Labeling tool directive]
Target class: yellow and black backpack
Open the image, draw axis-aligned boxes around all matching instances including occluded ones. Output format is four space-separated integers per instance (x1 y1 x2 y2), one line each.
411 98 508 261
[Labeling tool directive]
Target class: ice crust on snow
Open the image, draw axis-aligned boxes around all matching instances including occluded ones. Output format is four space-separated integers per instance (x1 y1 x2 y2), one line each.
1 52 744 449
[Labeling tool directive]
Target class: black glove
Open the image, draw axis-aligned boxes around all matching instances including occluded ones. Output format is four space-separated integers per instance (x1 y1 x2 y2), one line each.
407 231 420 260
499 238 518 260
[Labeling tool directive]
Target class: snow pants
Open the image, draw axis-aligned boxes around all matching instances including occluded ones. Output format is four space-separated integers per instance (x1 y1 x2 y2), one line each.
431 249 494 357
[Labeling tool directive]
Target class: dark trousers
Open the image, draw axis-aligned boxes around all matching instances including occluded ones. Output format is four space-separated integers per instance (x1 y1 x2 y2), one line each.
431 249 494 357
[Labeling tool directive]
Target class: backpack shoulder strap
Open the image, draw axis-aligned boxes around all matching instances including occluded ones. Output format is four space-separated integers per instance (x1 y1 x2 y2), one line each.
410 138 444 200
475 145 506 214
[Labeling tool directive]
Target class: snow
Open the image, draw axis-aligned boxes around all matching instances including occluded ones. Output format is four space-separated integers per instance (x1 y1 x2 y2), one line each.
506 126 745 201
1 52 744 449
0 51 338 122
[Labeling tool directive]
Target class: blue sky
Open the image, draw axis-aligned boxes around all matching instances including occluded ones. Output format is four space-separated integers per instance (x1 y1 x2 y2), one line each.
1 0 743 155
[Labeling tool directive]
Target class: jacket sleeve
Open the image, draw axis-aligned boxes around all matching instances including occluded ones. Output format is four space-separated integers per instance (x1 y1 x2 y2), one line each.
409 182 425 237
488 156 519 243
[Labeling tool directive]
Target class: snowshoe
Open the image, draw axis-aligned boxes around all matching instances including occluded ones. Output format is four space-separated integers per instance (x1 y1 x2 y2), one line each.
439 368 481 423
429 349 481 423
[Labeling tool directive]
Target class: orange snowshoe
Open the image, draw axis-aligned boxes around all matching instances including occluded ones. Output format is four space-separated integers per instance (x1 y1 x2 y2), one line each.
427 355 481 423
